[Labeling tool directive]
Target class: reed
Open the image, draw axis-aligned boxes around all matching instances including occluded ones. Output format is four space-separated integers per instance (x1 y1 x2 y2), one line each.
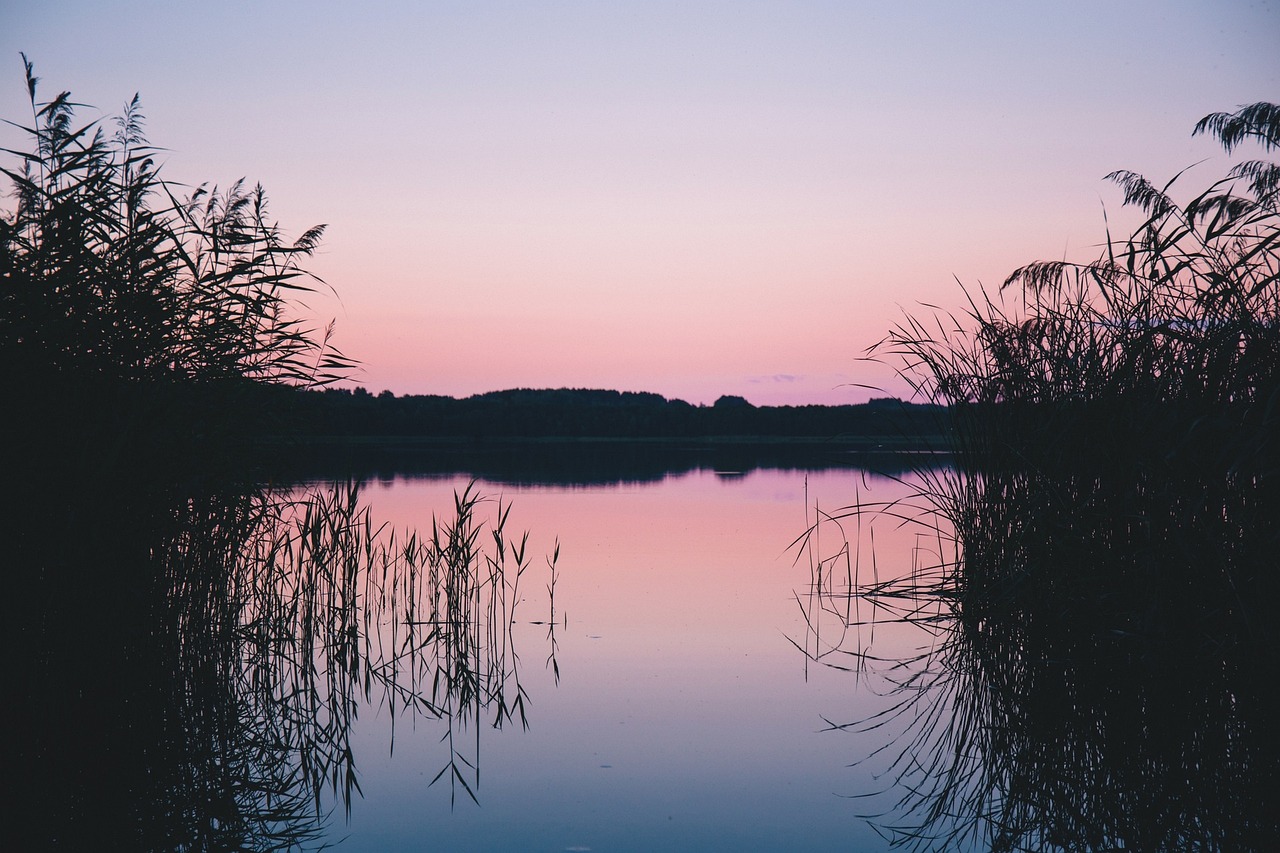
3 60 561 847
1 56 352 462
793 103 1280 851
878 103 1278 477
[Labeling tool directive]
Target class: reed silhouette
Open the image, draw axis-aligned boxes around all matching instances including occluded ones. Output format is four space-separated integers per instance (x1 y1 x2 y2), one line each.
1 56 354 477
800 458 1278 850
795 103 1280 851
2 61 559 849
1 55 349 389
878 102 1278 475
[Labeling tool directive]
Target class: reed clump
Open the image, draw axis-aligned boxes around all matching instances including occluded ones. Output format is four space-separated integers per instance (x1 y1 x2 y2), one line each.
882 103 1279 478
795 104 1280 851
239 480 557 810
1 56 351 467
3 60 563 849
801 466 1277 851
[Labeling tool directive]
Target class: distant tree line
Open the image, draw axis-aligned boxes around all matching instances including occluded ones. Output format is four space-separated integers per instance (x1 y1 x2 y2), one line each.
266 385 950 442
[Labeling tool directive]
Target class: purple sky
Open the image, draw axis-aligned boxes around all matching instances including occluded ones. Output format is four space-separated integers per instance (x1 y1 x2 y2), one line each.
4 1 1278 404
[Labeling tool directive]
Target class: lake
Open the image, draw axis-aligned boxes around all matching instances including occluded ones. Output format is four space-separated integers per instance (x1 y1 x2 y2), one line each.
11 444 1271 851
305 462 941 851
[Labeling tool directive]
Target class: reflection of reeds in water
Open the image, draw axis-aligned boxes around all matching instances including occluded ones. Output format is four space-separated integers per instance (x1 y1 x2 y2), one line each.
794 104 1280 851
790 476 956 682
798 464 1278 851
8 478 558 850
235 480 559 815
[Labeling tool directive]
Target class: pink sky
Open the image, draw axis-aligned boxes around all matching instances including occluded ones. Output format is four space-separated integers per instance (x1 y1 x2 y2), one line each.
4 1 1278 404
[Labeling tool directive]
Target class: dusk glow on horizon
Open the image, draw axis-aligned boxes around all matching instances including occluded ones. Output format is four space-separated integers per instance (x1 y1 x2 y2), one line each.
4 1 1278 405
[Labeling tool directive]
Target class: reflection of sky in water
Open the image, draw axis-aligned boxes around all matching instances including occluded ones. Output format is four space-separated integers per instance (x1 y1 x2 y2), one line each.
322 468 940 851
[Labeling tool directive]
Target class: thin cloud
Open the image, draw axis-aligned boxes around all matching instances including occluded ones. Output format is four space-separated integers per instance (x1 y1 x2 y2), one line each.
746 373 803 384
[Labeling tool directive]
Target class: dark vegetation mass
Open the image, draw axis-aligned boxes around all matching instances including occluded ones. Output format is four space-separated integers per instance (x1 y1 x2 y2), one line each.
270 385 946 442
799 103 1280 851
1 60 555 849
886 102 1280 477
261 387 949 486
1 55 352 479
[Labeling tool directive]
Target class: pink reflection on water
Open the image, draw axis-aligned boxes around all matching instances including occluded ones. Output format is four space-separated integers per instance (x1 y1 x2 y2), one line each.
325 465 946 852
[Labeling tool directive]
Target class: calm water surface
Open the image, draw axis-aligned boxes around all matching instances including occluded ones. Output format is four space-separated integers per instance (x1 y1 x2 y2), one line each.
18 451 1260 848
321 466 936 852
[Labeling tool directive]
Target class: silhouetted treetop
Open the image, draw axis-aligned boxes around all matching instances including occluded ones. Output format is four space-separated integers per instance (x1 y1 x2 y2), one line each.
269 385 948 442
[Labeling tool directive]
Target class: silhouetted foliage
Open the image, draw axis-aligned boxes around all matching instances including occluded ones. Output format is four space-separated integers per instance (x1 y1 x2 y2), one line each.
799 460 1279 852
1 56 351 467
2 62 555 850
796 103 1280 850
265 385 949 443
878 101 1279 475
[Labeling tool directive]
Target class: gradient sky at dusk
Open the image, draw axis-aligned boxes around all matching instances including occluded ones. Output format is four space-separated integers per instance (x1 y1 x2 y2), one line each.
3 1 1278 404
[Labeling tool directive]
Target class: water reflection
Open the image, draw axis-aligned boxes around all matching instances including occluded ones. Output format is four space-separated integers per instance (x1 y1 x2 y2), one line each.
271 438 950 487
796 464 1280 851
7 475 556 849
